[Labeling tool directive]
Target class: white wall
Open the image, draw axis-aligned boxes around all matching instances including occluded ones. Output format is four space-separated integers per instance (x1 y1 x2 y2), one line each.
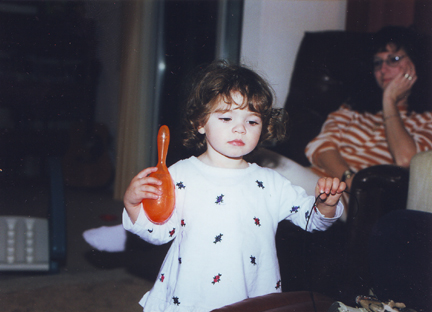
241 0 347 108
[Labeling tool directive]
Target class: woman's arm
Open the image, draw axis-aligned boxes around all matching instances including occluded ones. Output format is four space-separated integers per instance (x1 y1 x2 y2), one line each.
382 67 418 167
382 103 417 167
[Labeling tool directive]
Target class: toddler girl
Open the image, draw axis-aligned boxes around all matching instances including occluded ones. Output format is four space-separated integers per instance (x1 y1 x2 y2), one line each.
123 60 345 311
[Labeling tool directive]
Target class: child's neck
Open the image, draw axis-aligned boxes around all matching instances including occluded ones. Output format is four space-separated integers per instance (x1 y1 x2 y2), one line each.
197 151 249 169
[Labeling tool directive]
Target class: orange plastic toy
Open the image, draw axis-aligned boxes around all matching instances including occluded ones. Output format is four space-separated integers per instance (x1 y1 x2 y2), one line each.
142 125 175 224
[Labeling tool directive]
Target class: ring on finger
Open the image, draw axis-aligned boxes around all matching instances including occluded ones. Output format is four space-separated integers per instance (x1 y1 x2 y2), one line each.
408 76 413 81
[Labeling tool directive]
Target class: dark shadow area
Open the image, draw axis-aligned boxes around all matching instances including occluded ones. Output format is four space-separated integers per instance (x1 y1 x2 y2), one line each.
84 234 172 283
159 0 218 166
0 0 218 275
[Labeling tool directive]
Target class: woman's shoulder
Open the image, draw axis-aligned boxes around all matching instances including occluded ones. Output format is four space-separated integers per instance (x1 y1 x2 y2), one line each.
407 109 432 122
328 103 359 117
416 110 432 118
321 103 359 124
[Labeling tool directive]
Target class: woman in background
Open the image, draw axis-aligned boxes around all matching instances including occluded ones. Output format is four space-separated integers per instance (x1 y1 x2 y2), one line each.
305 26 432 189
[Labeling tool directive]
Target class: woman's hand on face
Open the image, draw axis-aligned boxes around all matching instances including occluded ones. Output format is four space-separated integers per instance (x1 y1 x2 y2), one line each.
383 60 417 104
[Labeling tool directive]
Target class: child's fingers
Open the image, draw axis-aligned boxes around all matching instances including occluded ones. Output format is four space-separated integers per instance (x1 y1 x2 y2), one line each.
128 176 162 196
337 181 347 193
140 176 162 187
124 168 162 207
134 176 163 197
316 177 345 201
316 178 328 200
317 177 336 194
316 178 324 196
329 178 340 195
131 168 162 190
140 184 163 199
124 183 162 209
329 177 345 195
136 167 159 179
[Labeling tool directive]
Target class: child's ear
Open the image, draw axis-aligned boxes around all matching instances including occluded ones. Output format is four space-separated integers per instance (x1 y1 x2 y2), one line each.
198 126 205 134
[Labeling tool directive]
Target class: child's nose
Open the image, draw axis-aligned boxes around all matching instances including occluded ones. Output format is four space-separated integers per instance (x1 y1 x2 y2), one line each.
233 123 246 134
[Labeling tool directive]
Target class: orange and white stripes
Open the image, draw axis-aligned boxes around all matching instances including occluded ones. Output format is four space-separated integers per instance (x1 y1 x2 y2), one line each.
305 104 432 173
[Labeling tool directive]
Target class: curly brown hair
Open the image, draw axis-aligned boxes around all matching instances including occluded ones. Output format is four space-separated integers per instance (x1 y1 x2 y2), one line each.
183 60 288 152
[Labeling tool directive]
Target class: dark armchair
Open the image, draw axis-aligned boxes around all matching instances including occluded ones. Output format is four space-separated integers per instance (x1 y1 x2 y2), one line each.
272 30 376 166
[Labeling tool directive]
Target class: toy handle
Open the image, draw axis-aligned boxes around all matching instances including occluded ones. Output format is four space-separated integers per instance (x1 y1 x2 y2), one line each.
157 125 169 169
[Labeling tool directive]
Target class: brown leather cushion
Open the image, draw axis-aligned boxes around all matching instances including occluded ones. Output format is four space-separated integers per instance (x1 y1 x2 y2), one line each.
211 291 334 312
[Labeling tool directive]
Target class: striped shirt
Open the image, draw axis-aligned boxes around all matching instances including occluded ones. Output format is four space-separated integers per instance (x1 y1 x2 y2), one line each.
305 104 432 173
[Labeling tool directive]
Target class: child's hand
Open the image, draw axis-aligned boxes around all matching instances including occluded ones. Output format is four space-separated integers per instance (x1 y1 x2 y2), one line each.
123 167 162 223
314 177 346 218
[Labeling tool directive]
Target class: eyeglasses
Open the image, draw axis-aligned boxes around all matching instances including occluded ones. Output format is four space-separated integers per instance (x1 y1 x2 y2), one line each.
373 55 406 71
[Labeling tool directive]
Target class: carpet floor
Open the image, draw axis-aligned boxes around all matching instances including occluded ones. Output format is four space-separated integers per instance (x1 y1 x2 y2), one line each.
0 269 153 312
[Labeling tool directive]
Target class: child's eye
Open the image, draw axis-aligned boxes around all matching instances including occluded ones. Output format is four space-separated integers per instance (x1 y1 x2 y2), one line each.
248 120 260 126
219 117 231 122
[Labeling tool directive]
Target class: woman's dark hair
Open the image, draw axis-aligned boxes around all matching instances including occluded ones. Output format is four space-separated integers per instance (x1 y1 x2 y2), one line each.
183 60 288 152
350 26 431 113
371 26 421 65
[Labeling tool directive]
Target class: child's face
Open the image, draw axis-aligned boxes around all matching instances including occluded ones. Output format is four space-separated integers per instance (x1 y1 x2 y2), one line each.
198 92 262 161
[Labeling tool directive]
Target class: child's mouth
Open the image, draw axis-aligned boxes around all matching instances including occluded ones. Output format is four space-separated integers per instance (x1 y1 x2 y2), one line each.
228 140 245 146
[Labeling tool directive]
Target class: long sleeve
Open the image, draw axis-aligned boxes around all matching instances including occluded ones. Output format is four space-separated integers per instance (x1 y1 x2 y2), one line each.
275 176 343 232
123 206 179 245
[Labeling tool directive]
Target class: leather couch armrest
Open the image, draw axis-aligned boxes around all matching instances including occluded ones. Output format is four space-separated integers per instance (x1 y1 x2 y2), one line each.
407 150 432 212
348 164 409 220
345 165 409 288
